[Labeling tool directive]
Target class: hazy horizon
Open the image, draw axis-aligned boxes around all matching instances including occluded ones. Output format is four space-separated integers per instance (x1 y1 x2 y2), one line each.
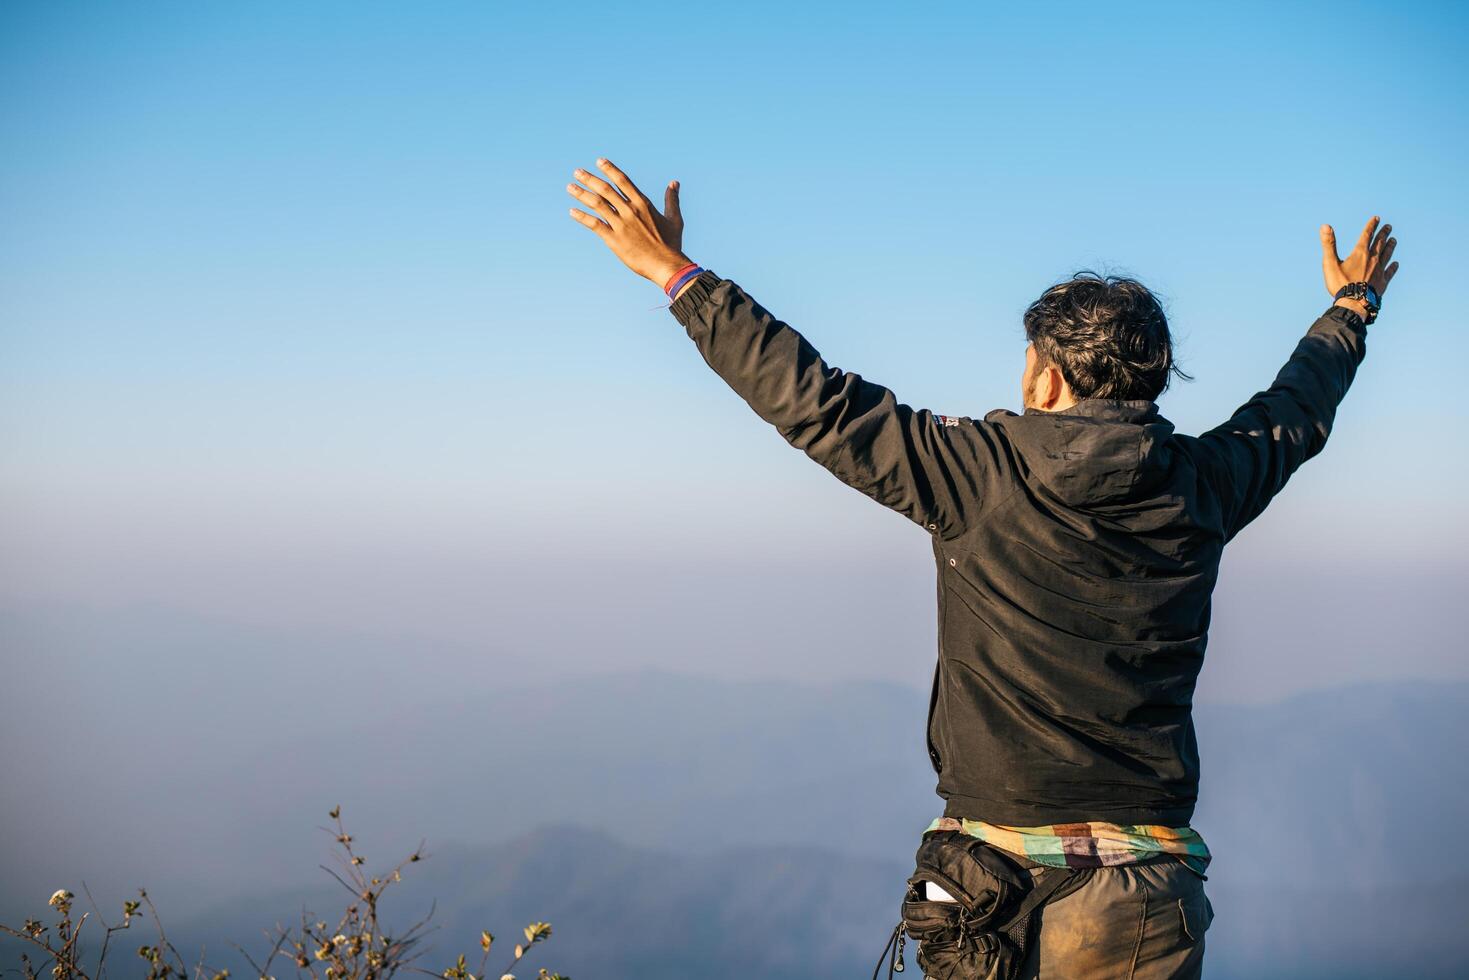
2 2 1467 976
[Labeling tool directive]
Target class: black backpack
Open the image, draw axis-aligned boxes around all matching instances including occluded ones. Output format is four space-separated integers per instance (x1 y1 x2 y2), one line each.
872 830 1092 980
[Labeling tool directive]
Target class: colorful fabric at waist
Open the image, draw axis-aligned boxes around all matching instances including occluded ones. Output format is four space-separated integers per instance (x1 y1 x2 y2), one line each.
927 816 1211 878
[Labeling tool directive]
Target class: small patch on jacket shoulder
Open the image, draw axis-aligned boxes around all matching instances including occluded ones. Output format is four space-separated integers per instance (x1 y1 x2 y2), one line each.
935 414 961 427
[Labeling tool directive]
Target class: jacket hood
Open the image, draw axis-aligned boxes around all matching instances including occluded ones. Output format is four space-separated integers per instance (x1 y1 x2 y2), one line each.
984 399 1177 506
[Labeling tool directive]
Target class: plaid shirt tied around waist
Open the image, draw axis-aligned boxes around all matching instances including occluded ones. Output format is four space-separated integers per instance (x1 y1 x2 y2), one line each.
927 816 1212 878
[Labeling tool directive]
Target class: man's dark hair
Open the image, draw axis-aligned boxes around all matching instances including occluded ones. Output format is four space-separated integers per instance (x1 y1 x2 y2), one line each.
1023 271 1192 401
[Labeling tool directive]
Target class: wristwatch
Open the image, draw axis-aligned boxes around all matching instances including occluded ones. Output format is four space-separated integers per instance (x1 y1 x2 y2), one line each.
1334 281 1381 324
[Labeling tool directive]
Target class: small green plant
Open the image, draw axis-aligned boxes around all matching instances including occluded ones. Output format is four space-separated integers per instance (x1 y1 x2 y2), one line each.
0 807 568 980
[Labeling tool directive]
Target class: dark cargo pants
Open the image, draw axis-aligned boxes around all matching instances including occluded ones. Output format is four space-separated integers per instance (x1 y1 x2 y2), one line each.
1015 858 1213 979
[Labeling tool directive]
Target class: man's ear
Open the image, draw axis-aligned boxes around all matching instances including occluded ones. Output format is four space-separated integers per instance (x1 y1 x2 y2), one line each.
1037 363 1064 409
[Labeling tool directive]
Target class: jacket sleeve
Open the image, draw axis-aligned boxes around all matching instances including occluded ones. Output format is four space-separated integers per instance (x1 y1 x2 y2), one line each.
1197 303 1369 542
668 269 1001 538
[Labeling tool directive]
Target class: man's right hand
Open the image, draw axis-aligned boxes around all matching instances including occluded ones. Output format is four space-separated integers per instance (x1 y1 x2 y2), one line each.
1320 216 1400 318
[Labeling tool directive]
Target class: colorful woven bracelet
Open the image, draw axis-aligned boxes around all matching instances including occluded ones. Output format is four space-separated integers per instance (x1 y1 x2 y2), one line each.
664 263 703 300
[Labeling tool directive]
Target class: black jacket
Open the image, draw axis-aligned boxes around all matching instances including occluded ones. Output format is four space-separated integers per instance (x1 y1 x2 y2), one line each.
668 269 1368 826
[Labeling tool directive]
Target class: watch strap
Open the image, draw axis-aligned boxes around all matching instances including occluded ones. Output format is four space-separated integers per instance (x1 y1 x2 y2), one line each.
1334 281 1380 324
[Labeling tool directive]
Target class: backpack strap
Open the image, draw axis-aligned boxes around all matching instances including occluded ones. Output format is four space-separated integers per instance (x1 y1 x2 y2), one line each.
993 865 1093 973
1002 865 1092 930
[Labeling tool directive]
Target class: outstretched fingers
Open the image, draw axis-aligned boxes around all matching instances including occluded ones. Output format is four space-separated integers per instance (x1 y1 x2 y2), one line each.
1370 221 1399 295
568 207 611 236
1371 222 1393 256
1355 215 1381 254
1321 224 1341 282
1377 233 1398 266
596 158 650 208
567 177 621 224
574 166 629 207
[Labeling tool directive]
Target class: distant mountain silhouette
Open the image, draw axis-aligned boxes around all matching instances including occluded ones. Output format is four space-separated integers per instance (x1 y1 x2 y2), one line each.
166 817 1466 980
167 826 904 980
4 672 1465 978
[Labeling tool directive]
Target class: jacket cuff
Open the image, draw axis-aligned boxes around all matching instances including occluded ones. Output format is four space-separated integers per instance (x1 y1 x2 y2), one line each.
1316 303 1367 333
1306 303 1368 346
668 269 722 325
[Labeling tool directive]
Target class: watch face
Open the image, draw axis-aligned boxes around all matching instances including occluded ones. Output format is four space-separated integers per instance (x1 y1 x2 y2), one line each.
1365 285 1380 307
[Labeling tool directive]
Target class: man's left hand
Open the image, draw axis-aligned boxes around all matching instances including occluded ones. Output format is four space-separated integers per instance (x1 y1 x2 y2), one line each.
567 158 691 288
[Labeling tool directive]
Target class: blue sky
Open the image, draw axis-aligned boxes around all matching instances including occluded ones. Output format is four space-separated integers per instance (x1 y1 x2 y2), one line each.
1 0 1466 715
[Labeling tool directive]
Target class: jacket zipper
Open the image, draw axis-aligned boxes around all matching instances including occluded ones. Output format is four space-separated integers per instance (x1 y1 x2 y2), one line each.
927 545 949 776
